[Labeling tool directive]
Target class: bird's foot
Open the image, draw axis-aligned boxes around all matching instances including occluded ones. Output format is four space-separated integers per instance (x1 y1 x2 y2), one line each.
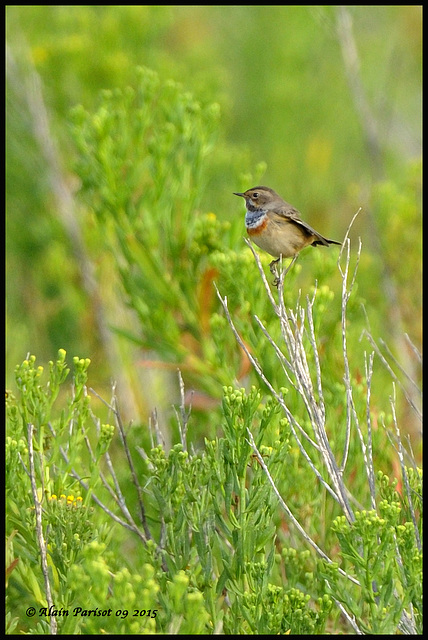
269 258 281 287
269 255 298 288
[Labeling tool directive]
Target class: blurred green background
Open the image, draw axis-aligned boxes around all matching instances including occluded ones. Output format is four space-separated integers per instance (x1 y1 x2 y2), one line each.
6 6 421 437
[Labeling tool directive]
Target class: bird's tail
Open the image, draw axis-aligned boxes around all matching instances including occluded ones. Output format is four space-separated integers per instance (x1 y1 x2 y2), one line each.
312 237 341 248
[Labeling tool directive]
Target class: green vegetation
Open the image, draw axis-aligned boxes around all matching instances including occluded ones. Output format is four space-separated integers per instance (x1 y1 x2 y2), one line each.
6 6 421 635
6 344 422 634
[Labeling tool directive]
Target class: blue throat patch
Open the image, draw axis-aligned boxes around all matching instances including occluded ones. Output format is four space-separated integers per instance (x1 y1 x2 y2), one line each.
245 209 266 228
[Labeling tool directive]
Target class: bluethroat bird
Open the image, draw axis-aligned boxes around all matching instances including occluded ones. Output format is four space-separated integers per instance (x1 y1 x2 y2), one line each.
234 186 341 284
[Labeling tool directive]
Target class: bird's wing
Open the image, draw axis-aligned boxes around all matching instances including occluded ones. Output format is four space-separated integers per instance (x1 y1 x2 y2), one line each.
273 203 331 245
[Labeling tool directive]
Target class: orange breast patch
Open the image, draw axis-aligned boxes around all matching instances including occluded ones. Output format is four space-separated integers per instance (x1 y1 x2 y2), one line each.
247 217 268 235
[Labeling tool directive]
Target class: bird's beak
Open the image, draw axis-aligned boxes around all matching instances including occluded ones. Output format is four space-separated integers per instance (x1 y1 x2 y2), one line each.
233 192 245 197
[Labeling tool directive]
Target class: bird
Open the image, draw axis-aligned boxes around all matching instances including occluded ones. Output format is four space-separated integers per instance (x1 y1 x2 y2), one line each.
234 186 341 283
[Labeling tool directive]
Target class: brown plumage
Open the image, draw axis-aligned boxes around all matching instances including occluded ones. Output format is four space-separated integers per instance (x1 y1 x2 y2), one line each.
234 186 341 259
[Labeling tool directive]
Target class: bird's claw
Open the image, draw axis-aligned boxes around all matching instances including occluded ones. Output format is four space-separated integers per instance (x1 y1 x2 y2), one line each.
269 258 281 287
269 255 298 287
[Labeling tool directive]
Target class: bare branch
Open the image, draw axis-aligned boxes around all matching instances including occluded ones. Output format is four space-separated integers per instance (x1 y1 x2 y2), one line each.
246 429 361 591
89 386 152 541
361 330 422 423
27 424 57 635
389 385 421 552
404 334 422 364
173 369 192 452
364 352 377 510
335 7 382 170
215 285 342 505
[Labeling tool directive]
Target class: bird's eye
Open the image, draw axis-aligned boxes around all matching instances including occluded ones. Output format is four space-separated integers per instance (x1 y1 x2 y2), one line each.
252 192 259 198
